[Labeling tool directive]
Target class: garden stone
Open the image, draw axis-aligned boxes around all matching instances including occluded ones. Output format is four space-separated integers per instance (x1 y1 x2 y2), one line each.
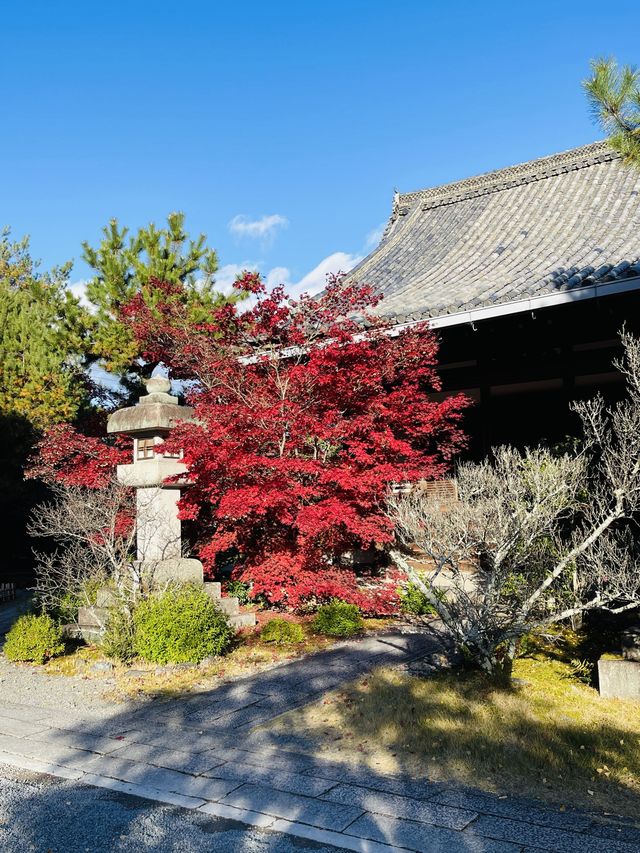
621 625 640 662
95 588 118 608
89 661 114 674
124 669 147 679
597 658 640 699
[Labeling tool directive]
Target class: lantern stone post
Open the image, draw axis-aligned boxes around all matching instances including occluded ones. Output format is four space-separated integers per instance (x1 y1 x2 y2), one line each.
106 376 203 584
102 376 255 628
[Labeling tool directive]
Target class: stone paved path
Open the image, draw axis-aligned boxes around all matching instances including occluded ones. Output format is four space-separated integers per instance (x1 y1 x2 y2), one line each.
0 630 638 852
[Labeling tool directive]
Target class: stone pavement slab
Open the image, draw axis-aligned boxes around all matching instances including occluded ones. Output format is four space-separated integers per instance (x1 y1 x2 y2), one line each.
321 783 477 830
472 813 640 852
220 782 365 831
1 627 637 853
203 761 337 797
344 812 523 852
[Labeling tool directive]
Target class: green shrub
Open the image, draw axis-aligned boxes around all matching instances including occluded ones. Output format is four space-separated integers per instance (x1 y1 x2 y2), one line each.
260 618 305 645
3 614 65 664
51 590 83 624
133 585 234 664
398 579 436 616
312 600 363 637
102 607 136 662
226 580 252 605
398 577 446 616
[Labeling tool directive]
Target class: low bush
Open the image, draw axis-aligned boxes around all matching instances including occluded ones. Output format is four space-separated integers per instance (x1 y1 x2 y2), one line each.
398 578 443 616
3 614 65 664
226 580 252 605
133 585 234 664
261 618 305 645
102 607 136 662
312 600 363 637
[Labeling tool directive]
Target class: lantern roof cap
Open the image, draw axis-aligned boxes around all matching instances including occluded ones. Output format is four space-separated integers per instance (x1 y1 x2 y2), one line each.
107 378 196 435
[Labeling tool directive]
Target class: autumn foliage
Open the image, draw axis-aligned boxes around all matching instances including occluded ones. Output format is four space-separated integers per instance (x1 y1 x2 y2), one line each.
120 273 469 611
33 272 468 612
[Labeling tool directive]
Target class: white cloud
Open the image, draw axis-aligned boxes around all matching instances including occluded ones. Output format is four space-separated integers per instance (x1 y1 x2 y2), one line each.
228 213 289 241
68 279 92 309
283 251 364 299
365 222 386 249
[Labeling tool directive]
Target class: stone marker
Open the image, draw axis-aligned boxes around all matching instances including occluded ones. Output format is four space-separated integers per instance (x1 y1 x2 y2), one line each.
597 658 640 699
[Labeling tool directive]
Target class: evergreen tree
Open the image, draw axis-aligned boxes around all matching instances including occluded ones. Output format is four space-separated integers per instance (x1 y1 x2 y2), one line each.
82 212 230 378
0 228 92 583
0 227 91 428
584 57 640 167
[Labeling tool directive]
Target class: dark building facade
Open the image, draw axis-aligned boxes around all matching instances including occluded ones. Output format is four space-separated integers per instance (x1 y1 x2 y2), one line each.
349 142 640 455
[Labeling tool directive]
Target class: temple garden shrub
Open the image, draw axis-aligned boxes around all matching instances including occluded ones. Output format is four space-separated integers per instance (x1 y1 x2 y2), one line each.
398 577 444 616
261 618 305 645
102 607 136 662
312 600 363 637
133 585 234 664
226 580 252 605
4 614 65 664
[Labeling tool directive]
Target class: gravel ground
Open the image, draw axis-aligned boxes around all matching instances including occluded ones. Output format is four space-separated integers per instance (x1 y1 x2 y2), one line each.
0 764 346 853
0 655 115 715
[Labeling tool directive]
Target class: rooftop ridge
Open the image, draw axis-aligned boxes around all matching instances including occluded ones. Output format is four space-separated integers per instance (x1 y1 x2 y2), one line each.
395 141 617 213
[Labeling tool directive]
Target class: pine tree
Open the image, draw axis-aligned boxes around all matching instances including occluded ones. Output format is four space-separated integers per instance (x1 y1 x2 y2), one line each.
0 227 91 429
82 212 232 378
584 57 640 167
0 228 92 583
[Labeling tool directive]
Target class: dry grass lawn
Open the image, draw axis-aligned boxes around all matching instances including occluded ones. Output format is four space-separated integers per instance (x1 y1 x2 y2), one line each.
41 617 391 701
262 651 640 819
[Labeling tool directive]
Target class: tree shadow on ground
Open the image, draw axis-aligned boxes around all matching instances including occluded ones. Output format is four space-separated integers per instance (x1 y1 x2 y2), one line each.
3 628 640 851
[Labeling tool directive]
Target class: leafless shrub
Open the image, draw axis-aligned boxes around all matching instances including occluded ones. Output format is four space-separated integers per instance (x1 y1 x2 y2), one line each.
28 480 137 618
389 332 640 679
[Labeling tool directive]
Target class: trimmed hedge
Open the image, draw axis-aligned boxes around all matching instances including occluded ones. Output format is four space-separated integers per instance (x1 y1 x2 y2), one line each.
260 618 305 645
3 614 65 664
133 585 234 664
312 600 363 637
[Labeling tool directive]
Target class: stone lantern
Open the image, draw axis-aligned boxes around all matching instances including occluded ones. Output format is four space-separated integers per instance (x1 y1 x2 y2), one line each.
102 376 255 628
106 376 203 584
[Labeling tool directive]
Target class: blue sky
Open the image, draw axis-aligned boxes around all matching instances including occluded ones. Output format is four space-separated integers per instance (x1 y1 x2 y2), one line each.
2 0 638 298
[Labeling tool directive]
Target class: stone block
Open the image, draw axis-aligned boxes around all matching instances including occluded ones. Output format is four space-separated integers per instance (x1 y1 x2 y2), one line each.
203 582 222 599
598 658 640 699
229 613 257 628
216 597 239 616
138 558 204 585
96 588 118 608
77 606 110 629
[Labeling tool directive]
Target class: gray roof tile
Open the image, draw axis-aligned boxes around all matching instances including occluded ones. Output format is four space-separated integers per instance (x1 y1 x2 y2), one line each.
349 142 640 324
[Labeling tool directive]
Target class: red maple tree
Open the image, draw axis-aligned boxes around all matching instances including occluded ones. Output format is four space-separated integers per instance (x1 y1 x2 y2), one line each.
117 272 469 612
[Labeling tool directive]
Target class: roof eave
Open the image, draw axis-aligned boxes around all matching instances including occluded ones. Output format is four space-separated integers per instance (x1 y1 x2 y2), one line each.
385 275 640 335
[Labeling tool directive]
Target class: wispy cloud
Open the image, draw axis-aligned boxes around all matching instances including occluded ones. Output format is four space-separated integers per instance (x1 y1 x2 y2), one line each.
228 213 289 241
278 251 364 299
365 222 386 249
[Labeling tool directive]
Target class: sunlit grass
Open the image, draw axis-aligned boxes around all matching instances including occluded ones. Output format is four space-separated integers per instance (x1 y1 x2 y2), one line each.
263 652 640 818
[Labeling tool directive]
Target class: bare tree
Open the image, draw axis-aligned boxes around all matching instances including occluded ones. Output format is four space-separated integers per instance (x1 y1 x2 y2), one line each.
29 480 137 619
389 333 640 679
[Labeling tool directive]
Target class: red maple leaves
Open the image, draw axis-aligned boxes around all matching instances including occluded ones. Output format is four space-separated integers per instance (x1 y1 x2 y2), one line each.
33 272 469 613
122 272 469 611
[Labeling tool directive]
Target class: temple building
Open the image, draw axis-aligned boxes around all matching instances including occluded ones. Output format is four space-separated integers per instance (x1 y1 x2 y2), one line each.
349 141 640 455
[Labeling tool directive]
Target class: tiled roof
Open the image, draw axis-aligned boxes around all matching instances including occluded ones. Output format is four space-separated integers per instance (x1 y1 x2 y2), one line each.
348 141 640 326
